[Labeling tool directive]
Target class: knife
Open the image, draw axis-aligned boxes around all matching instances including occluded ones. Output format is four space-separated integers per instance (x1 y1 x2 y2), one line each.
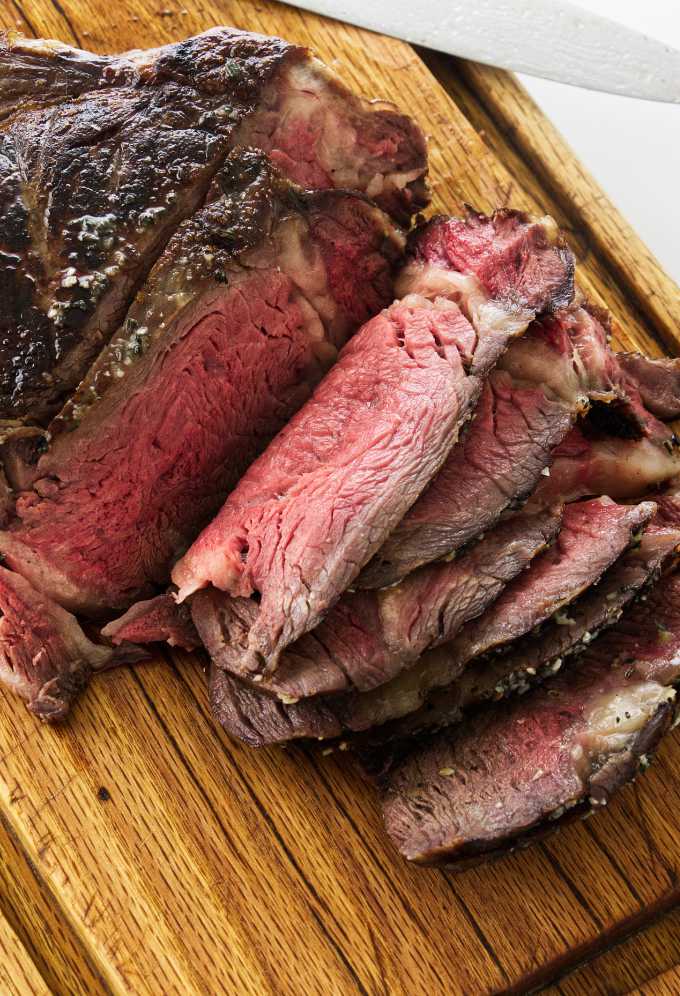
287 0 680 103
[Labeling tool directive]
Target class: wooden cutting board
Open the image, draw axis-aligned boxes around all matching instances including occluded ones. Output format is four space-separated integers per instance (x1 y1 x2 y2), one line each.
1 2 680 993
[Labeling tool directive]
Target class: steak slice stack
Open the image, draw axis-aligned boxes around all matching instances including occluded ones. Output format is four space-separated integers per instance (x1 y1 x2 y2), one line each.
180 209 574 684
207 506 564 745
213 496 656 746
359 302 675 588
0 27 426 432
398 495 680 739
379 570 680 866
0 150 403 615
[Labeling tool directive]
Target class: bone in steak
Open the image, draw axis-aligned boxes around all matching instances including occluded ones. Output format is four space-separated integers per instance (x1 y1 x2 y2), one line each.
0 151 402 614
0 566 115 721
379 570 680 866
175 210 574 681
0 27 426 429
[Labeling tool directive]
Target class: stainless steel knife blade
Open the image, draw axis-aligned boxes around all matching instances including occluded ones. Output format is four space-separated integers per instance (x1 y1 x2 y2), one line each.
287 0 680 103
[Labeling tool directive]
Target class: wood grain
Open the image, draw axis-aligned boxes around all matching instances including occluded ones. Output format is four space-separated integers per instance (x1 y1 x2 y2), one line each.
0 1 679 994
542 906 680 996
0 904 50 996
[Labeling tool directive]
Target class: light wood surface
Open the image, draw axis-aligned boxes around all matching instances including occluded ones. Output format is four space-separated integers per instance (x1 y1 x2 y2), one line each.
0 904 51 995
1 2 679 994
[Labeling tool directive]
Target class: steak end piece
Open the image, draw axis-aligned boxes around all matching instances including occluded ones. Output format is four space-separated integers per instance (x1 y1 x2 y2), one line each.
0 27 426 426
379 571 680 866
102 594 199 652
0 565 113 721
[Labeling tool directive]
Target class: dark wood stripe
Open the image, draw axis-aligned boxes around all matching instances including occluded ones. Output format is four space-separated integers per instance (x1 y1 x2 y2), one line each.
441 877 512 989
9 1 39 36
539 844 605 932
0 810 114 996
582 823 645 908
514 891 680 995
48 0 83 45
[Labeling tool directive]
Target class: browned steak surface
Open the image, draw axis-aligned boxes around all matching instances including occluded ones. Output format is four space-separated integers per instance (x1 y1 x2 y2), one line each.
380 571 680 866
0 151 402 614
0 28 426 425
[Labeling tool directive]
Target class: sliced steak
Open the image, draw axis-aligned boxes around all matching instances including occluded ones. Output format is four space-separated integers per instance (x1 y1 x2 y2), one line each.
337 498 656 735
0 28 426 426
360 303 672 588
0 151 402 614
206 507 563 745
102 594 199 652
177 210 574 681
379 571 680 866
378 496 680 742
534 425 680 505
617 352 680 420
0 566 113 721
177 295 479 676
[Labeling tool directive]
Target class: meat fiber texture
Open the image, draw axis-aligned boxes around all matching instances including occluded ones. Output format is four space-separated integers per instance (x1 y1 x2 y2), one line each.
0 27 426 429
102 595 199 652
0 151 403 616
360 301 678 588
178 209 576 683
371 494 680 744
319 497 656 738
176 295 479 678
380 570 680 866
207 506 563 746
617 353 680 420
0 566 114 721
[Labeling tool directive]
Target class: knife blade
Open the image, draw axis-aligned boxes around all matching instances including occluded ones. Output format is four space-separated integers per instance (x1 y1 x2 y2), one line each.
287 0 680 103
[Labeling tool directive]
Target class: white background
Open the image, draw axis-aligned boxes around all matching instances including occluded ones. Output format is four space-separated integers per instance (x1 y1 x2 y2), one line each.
515 0 680 283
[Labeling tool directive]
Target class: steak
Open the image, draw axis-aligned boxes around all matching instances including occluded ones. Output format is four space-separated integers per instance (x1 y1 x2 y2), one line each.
376 495 680 742
330 498 656 735
0 566 114 721
177 295 479 677
617 352 680 420
0 151 402 614
176 209 574 681
102 594 199 652
0 28 426 427
203 509 561 740
204 506 563 743
534 424 680 505
379 570 680 866
360 303 674 588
